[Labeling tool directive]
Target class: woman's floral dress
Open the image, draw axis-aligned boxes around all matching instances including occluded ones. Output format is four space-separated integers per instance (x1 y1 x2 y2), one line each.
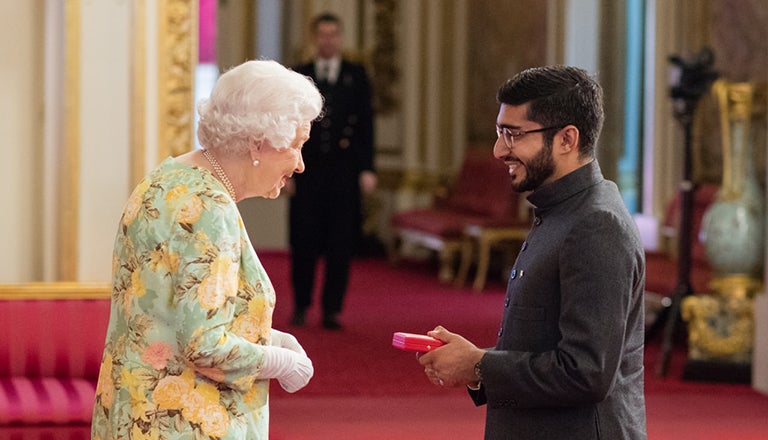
92 157 276 439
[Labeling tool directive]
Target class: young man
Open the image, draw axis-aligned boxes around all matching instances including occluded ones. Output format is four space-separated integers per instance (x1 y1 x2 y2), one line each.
288 13 376 330
417 66 647 439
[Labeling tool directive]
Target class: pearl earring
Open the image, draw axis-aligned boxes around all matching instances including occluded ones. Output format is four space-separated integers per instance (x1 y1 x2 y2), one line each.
252 159 260 167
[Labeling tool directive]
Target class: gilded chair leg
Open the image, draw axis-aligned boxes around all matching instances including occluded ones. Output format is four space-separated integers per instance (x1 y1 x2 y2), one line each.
387 235 402 267
455 236 474 289
438 247 455 284
473 238 492 292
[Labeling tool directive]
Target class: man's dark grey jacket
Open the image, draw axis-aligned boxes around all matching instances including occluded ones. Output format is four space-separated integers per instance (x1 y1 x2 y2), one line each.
470 161 647 440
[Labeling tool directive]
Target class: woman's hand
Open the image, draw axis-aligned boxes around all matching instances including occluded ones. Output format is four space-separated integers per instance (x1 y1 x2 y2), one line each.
271 329 307 355
262 329 314 392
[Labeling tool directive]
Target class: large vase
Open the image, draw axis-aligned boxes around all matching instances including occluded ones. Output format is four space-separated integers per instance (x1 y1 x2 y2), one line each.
700 80 765 296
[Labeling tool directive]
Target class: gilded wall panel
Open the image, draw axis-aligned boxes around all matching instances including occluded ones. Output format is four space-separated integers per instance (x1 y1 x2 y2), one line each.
157 0 197 159
466 0 549 144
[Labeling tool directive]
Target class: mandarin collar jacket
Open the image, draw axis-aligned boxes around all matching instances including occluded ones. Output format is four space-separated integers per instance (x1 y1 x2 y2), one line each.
471 160 647 440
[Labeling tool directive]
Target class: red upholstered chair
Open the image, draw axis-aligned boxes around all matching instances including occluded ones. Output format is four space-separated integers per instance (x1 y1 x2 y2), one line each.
0 285 110 437
644 184 719 298
390 148 529 288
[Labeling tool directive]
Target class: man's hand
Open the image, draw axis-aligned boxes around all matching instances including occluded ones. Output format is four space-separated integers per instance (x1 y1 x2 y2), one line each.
417 326 485 388
359 171 377 195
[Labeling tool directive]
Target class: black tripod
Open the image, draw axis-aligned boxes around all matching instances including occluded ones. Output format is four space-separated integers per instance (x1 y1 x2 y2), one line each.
656 48 718 378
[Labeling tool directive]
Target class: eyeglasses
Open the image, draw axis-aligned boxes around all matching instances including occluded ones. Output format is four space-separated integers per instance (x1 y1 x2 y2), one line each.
495 125 565 149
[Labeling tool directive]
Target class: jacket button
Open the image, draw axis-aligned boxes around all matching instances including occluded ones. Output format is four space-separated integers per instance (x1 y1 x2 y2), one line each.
504 297 510 307
510 269 517 279
534 217 542 226
498 328 503 337
521 241 528 251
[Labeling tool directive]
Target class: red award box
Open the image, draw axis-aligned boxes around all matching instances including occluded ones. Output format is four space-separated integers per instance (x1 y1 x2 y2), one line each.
392 332 444 352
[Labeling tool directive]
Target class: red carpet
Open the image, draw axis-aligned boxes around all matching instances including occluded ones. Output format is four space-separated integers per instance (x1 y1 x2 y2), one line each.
258 252 768 439
264 253 503 398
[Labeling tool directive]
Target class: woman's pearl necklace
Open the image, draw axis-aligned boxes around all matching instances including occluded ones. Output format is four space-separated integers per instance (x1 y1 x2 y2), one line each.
201 149 237 200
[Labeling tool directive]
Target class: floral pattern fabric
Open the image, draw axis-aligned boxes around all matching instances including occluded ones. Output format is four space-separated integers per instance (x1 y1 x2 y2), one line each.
92 157 276 439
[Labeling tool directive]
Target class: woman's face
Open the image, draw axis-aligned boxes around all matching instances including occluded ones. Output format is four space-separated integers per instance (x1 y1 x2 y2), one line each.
252 122 311 199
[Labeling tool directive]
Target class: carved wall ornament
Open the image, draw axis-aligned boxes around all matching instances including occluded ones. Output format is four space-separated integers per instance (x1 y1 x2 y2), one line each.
370 0 399 114
60 0 82 281
158 0 196 159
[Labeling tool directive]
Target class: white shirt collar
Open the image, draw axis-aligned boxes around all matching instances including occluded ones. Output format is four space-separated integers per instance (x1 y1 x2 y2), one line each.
315 57 341 83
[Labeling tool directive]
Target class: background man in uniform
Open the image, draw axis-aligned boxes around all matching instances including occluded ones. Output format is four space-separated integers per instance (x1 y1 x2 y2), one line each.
288 12 377 330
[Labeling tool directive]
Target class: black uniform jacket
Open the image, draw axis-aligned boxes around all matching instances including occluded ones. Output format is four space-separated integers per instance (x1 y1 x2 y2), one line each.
290 59 375 247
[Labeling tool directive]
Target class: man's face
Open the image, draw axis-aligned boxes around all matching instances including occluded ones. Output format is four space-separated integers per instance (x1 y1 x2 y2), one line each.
314 21 342 59
493 103 556 193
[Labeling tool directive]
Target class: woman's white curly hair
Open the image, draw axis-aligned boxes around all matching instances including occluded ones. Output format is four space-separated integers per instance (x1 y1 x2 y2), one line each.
197 60 323 154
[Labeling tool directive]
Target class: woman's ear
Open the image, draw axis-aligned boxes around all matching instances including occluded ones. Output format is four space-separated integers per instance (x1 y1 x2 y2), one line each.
249 139 265 161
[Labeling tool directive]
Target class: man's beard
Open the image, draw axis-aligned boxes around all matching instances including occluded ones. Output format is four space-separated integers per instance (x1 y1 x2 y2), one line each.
513 140 555 193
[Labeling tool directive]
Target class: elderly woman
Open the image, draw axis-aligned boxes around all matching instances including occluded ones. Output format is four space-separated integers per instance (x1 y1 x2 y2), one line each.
91 60 323 439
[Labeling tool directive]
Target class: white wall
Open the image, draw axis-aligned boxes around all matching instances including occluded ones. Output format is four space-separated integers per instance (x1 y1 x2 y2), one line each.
0 2 43 282
0 1 134 283
564 0 599 74
239 197 290 251
77 1 133 282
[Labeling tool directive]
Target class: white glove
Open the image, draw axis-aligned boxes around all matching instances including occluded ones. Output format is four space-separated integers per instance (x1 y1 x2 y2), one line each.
270 329 306 355
261 332 313 393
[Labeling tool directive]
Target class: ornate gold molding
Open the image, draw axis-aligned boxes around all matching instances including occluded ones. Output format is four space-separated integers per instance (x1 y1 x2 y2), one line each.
710 274 764 300
131 0 147 185
60 0 81 281
371 0 399 114
682 293 754 362
712 80 756 202
0 283 110 300
157 0 197 159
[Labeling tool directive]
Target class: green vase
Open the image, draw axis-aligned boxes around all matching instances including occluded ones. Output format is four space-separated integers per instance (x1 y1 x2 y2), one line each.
700 80 765 280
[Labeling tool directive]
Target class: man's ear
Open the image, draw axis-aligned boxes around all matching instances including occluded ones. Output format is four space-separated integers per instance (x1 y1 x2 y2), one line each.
558 125 580 155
